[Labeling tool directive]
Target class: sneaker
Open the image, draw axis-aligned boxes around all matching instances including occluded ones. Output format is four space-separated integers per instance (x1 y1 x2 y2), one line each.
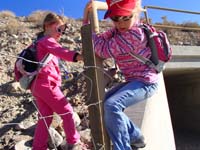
67 141 88 150
131 136 146 148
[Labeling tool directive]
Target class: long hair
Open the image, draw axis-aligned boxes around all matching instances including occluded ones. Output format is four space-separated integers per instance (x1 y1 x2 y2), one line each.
37 12 65 39
132 0 143 23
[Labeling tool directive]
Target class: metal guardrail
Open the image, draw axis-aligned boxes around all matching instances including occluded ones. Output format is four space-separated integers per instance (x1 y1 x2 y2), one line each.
149 24 200 31
143 5 200 31
83 3 200 31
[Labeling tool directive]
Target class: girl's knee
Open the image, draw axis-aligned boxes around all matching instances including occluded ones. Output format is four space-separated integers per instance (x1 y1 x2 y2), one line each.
104 99 121 112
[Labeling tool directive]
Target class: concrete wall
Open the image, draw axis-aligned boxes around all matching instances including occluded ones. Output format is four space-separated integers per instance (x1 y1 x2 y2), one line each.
140 73 176 150
126 73 176 150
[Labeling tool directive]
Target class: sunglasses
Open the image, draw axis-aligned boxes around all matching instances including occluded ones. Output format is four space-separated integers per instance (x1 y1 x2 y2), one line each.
56 24 69 35
110 15 133 22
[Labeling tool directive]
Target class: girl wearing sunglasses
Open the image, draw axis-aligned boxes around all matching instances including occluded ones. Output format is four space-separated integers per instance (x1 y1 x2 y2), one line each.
84 0 159 150
29 12 87 150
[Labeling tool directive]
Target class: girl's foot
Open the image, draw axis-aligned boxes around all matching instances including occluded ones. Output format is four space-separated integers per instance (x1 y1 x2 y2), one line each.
67 141 88 150
131 135 146 148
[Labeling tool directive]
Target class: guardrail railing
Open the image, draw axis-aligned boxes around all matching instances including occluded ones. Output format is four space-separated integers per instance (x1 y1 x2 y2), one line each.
143 5 200 31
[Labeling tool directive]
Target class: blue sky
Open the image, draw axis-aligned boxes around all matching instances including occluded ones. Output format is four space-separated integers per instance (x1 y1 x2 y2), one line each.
0 0 200 24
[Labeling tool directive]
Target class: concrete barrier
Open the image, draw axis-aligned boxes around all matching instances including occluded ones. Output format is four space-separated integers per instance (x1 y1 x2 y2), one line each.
140 73 176 150
125 73 176 150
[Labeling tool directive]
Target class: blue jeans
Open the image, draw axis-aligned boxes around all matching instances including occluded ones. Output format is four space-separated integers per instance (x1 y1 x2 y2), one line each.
104 80 158 150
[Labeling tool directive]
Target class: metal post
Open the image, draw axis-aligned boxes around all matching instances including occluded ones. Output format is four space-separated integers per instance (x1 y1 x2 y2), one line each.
81 1 111 149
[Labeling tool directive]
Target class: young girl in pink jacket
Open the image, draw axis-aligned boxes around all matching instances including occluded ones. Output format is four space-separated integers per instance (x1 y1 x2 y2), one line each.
84 0 159 150
21 12 85 150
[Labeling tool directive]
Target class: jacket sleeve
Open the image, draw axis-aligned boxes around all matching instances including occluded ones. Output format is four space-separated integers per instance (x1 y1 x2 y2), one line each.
39 37 77 62
93 28 118 59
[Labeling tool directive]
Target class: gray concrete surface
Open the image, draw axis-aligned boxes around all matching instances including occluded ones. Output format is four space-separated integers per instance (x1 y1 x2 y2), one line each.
126 74 176 150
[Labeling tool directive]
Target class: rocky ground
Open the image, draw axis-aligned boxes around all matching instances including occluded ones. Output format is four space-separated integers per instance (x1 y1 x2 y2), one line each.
0 15 94 150
0 12 200 150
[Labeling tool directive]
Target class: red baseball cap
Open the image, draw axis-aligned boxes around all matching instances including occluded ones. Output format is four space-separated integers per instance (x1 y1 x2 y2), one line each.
104 0 136 19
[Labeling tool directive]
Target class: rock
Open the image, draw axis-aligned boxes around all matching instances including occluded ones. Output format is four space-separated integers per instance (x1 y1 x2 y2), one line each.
59 140 68 150
9 82 22 93
80 129 91 144
14 140 31 150
73 112 81 127
51 113 63 129
48 127 63 149
15 123 26 131
51 112 81 129
74 35 82 43
61 36 74 44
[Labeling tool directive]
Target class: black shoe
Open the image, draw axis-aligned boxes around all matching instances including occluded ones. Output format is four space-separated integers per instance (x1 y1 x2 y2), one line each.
131 136 146 148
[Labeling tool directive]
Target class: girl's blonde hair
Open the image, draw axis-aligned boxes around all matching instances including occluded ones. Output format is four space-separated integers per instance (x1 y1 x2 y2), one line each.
132 0 143 22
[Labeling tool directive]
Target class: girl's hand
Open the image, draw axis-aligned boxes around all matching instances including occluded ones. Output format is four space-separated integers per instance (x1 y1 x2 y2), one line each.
83 1 93 25
76 54 83 61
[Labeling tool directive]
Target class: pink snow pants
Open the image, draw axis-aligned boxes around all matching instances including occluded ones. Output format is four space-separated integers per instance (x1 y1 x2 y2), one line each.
31 78 80 150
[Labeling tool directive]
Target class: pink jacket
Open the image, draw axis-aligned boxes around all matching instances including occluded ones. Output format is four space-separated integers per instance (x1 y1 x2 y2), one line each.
93 26 158 83
35 36 77 86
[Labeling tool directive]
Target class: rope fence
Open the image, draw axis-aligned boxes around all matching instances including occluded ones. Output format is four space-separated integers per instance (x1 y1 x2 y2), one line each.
0 51 117 150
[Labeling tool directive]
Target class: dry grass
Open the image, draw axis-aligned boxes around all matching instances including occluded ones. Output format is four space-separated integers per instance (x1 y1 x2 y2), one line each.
27 10 50 27
0 10 16 18
26 10 69 28
6 18 20 34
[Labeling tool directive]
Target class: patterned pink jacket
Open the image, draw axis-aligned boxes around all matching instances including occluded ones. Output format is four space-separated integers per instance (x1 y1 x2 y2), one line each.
93 25 158 83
